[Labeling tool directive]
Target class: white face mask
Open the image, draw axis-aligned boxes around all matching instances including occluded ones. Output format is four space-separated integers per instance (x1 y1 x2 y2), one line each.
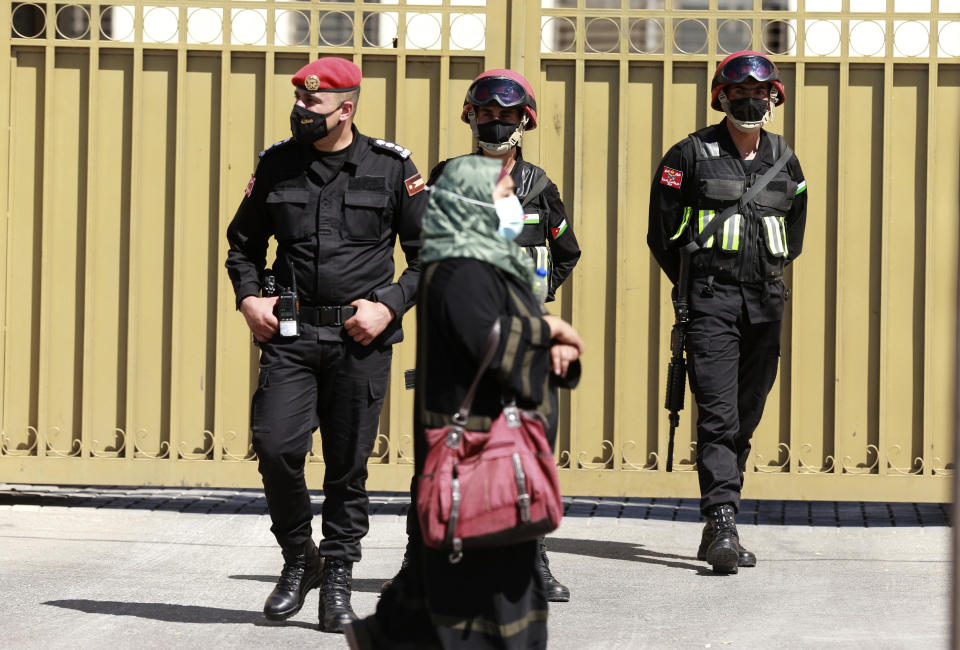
494 195 524 240
428 187 525 241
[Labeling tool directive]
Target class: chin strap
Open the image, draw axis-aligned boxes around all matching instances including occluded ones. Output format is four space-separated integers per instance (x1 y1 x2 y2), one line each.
718 90 774 133
469 108 528 153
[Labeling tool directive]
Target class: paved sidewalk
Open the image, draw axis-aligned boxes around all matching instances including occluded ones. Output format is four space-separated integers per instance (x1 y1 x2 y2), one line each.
0 485 951 649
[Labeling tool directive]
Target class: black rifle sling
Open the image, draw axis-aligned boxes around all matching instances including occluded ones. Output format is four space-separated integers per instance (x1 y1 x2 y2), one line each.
682 137 794 255
521 172 551 210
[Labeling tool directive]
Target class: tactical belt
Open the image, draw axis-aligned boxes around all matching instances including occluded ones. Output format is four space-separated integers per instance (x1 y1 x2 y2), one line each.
299 305 357 327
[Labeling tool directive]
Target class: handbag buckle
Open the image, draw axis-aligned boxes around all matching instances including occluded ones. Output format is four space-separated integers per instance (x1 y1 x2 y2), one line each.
446 426 463 449
504 406 521 429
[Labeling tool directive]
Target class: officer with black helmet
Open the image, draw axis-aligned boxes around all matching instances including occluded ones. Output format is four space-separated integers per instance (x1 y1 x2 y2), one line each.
380 68 580 604
225 56 427 632
647 51 808 574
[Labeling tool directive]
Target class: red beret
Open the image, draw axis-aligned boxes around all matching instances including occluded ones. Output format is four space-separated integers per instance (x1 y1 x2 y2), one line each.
291 57 362 93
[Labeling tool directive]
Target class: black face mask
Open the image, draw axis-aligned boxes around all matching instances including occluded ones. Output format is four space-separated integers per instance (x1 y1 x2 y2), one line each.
476 119 519 145
729 97 768 122
289 103 343 143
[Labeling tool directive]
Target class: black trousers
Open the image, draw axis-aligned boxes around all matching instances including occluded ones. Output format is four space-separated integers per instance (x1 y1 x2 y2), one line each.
686 281 782 515
250 330 391 562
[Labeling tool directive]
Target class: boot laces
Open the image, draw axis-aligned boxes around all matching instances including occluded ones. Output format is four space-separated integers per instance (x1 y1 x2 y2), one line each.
277 555 307 590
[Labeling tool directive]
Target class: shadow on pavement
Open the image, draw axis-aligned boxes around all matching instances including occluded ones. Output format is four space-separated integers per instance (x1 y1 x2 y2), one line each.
545 537 703 572
43 599 318 630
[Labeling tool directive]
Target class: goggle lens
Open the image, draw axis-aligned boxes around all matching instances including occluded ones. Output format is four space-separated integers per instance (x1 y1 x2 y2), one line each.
468 78 528 108
720 56 776 84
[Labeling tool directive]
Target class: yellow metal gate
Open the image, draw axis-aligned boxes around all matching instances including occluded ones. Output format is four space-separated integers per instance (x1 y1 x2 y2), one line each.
1 0 957 501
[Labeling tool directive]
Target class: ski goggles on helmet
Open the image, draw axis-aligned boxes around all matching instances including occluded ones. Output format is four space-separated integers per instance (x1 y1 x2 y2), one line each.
716 54 779 85
466 77 530 108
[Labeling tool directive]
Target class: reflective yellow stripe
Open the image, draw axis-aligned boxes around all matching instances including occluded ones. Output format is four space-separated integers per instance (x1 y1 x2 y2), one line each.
698 210 715 248
670 206 691 241
762 216 787 257
721 213 741 251
779 216 788 257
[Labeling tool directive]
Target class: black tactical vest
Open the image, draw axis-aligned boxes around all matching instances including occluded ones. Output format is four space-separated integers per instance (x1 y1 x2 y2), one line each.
684 128 798 284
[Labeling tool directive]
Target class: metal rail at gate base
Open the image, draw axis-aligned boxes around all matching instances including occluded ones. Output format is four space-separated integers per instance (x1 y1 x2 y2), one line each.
0 0 957 501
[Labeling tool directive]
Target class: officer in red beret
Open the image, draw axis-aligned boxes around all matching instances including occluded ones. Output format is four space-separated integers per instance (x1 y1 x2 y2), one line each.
225 56 427 633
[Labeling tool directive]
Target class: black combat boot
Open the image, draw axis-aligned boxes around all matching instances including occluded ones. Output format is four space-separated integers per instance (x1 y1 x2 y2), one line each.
318 558 357 633
379 547 410 594
697 520 757 567
704 504 741 574
535 536 570 602
263 538 322 620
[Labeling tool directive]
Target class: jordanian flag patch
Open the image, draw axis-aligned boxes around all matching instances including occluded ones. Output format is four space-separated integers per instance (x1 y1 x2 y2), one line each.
796 180 807 194
551 219 568 239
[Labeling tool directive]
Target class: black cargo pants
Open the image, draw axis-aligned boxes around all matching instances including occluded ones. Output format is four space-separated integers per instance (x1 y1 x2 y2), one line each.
251 326 391 563
685 278 782 515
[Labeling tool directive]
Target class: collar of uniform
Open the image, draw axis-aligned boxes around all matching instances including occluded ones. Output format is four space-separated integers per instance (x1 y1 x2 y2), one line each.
715 119 771 161
341 124 364 172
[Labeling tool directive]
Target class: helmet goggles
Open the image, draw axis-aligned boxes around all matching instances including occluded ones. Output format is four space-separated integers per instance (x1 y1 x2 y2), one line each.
716 54 778 85
467 77 530 109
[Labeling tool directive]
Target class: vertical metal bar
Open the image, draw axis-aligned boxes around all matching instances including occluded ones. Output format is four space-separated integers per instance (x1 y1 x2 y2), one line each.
80 1 102 458
659 0 675 473
510 0 526 71
833 9 850 476
611 50 628 473
36 1 57 458
569 11 585 471
212 12 232 464
876 0 895 477
922 2 939 477
788 55 806 475
168 7 189 462
125 3 144 460
0 0 13 440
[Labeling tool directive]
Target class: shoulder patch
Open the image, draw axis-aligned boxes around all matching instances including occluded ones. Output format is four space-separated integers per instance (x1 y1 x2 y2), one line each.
371 138 411 160
258 138 292 158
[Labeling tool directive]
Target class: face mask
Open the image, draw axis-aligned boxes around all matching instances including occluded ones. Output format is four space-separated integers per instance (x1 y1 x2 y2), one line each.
477 119 520 147
494 195 524 240
729 98 769 123
289 103 343 143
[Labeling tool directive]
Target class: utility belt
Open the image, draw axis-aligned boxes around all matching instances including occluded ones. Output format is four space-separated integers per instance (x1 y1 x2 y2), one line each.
297 304 358 327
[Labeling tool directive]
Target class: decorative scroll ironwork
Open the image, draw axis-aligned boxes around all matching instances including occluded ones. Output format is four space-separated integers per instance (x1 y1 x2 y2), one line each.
178 431 214 461
90 428 127 458
841 444 880 474
45 427 82 458
576 439 615 470
221 431 257 462
134 429 170 460
620 441 658 471
308 432 325 463
797 443 836 474
931 457 954 476
753 442 791 473
885 444 923 476
671 442 698 472
395 434 415 465
369 433 391 463
0 427 39 457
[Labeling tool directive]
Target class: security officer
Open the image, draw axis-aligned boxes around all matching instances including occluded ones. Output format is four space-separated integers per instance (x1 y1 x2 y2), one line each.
430 69 581 303
225 57 427 632
647 51 807 574
382 68 580 603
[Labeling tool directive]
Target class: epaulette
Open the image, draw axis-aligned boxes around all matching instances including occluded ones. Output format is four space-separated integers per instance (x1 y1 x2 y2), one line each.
371 138 411 160
258 138 292 158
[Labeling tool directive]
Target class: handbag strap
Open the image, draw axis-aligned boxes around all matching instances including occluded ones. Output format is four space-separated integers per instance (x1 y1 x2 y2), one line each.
682 137 794 254
452 320 502 425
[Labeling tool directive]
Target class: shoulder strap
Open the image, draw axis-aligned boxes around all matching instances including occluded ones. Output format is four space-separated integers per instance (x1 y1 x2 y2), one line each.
682 141 794 254
521 172 551 209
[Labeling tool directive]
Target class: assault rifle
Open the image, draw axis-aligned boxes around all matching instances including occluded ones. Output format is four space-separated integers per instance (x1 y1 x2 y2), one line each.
664 252 690 472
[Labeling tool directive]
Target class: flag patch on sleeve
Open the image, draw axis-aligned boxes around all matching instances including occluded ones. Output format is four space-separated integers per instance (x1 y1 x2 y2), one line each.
244 174 255 197
796 180 807 194
551 219 568 239
405 172 425 196
660 167 683 189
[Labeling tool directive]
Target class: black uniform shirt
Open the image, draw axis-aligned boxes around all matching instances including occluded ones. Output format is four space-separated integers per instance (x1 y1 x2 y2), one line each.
225 125 427 344
427 149 581 301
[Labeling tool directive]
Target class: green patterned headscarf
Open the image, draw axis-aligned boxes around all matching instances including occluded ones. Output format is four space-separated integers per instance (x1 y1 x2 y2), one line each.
420 155 534 288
